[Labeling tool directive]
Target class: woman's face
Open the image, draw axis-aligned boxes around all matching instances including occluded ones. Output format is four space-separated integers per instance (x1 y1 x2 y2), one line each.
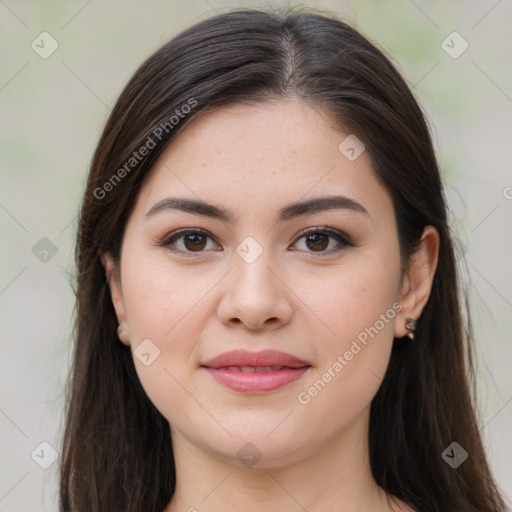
105 98 418 467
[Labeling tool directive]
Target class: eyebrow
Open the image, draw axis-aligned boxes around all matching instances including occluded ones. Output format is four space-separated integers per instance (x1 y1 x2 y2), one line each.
145 195 370 222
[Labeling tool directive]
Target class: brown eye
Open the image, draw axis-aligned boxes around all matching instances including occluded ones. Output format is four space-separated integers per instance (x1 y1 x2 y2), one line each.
183 233 207 251
162 229 218 255
293 227 352 254
162 227 352 257
305 233 329 251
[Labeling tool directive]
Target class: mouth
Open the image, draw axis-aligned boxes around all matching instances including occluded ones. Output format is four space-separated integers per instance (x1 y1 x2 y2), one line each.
200 350 312 393
213 365 297 372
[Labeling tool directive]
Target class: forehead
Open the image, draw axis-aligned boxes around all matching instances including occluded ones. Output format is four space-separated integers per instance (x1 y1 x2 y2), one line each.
131 98 393 222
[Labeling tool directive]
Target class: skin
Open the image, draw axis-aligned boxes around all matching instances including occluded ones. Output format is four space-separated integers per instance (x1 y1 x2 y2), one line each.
102 98 438 512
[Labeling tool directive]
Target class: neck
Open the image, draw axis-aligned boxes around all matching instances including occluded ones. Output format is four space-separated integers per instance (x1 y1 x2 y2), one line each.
164 407 393 512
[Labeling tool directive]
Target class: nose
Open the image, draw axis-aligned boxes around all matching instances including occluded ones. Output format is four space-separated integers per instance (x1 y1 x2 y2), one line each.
216 247 293 331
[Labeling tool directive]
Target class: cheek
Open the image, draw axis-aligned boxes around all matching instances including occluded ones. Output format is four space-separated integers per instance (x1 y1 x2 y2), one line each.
120 261 211 421
122 257 216 341
296 255 401 345
293 258 401 429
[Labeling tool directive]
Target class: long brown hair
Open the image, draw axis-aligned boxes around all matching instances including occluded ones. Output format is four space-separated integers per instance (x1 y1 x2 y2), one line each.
59 7 509 511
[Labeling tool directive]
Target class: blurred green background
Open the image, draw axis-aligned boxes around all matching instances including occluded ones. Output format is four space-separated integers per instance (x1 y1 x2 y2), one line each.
1 1 511 510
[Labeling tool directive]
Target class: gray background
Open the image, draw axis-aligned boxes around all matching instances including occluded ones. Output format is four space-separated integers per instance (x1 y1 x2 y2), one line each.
1 1 511 510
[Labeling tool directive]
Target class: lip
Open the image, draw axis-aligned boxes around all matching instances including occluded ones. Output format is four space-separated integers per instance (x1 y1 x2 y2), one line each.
201 349 310 369
201 349 311 394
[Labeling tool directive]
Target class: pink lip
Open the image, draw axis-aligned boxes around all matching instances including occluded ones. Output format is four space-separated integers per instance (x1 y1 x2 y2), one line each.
201 350 311 394
204 367 310 393
202 349 310 369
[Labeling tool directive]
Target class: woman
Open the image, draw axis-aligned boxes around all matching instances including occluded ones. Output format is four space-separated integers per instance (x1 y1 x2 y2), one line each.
59 7 509 512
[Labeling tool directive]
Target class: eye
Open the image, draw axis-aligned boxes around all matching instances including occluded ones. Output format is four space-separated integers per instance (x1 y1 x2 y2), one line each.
160 226 353 256
292 227 352 254
161 228 219 255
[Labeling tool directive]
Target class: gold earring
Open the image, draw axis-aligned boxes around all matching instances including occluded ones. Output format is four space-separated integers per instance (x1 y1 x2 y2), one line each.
405 318 417 339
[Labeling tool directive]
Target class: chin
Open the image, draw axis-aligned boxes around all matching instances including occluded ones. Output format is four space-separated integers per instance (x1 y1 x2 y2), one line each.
198 428 315 469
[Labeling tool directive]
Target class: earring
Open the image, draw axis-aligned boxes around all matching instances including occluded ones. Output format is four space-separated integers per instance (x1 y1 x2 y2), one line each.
117 324 130 345
405 318 417 339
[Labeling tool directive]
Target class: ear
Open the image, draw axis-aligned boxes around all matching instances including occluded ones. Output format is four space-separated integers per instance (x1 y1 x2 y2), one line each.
100 251 131 346
395 225 440 338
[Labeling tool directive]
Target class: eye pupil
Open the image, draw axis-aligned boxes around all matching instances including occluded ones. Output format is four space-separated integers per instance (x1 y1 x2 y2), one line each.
184 234 207 251
306 233 329 251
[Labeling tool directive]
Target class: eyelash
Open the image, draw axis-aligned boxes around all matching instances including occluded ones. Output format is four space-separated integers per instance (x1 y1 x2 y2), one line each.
159 226 354 257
